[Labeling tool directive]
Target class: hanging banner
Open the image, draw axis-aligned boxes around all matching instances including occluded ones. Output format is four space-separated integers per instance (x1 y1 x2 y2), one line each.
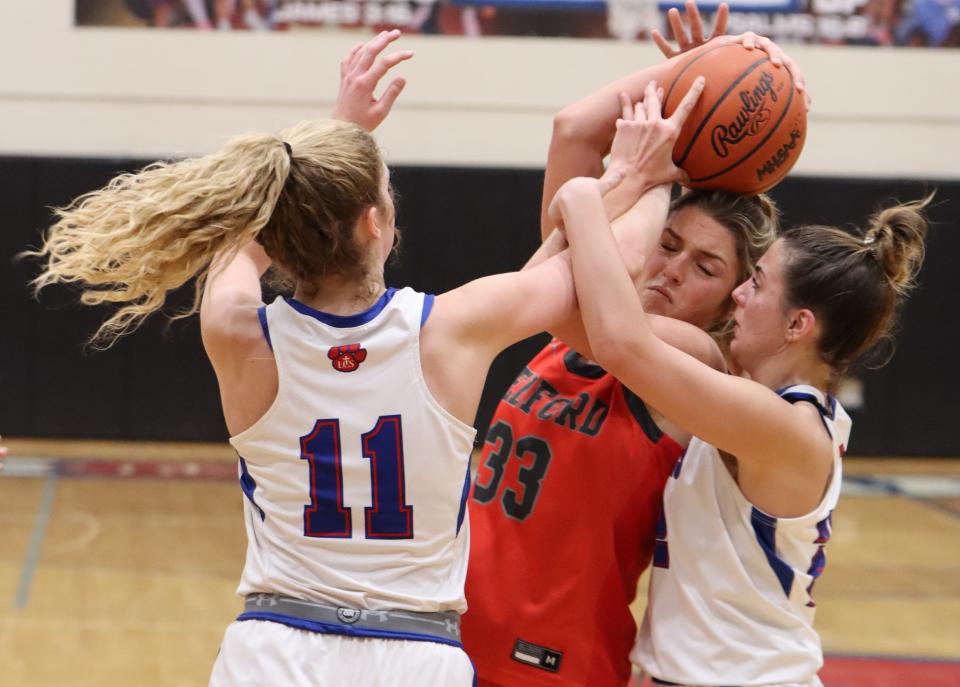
75 0 960 46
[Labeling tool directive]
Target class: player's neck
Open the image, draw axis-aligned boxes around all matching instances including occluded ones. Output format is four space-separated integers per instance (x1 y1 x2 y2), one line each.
293 273 386 316
741 349 830 396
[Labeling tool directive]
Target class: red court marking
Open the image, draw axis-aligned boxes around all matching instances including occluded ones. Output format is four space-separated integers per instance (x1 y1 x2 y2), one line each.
628 656 960 687
57 459 237 481
819 656 960 687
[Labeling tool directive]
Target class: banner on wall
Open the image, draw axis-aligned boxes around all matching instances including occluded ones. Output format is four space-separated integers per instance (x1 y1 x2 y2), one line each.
75 0 960 46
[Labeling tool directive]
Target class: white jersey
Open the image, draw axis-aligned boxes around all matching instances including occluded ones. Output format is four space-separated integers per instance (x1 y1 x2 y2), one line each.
229 288 477 613
633 385 851 686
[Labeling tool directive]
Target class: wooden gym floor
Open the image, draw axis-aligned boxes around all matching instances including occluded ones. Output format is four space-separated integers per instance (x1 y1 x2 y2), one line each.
1 438 958 687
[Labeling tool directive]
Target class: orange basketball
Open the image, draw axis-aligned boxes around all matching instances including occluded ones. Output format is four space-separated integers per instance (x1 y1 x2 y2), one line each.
662 42 807 195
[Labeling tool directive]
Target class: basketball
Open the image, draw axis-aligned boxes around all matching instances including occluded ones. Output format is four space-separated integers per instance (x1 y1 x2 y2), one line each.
662 42 807 195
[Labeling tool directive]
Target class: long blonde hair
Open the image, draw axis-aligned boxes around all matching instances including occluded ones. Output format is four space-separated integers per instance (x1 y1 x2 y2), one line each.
29 119 384 346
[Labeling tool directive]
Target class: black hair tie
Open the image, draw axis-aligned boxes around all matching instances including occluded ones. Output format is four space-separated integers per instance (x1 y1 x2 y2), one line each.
283 141 292 157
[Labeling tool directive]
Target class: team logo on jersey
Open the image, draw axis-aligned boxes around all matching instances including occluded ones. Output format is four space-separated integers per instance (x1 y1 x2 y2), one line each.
328 343 367 373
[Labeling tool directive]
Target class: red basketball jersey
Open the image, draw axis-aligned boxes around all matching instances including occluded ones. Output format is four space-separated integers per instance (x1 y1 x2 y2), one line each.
462 339 683 687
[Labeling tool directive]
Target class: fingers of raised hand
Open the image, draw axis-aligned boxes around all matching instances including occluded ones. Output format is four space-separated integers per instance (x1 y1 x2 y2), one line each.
739 31 759 49
643 80 661 122
710 2 730 39
757 35 783 66
667 8 691 52
341 43 364 76
367 49 414 83
685 0 706 45
371 78 407 118
669 76 704 128
619 91 635 120
779 51 809 103
651 29 677 58
356 29 403 72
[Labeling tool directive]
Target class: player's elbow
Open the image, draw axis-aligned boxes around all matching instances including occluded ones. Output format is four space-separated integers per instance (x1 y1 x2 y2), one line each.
552 106 604 149
588 330 643 378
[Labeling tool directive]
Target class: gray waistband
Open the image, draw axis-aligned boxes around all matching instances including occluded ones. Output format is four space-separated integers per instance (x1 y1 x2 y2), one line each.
242 593 462 644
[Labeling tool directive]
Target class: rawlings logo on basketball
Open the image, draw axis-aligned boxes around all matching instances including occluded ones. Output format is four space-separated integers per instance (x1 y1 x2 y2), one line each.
328 343 367 372
710 71 778 158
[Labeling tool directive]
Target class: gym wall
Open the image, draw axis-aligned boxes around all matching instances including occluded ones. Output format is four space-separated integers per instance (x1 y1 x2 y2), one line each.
0 1 957 454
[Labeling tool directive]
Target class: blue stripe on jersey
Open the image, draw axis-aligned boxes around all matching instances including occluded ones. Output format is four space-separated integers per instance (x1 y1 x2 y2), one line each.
804 513 832 608
257 305 272 351
750 507 795 597
806 513 832 579
421 293 435 328
285 288 398 328
236 611 466 650
456 463 471 536
779 390 834 439
238 456 266 522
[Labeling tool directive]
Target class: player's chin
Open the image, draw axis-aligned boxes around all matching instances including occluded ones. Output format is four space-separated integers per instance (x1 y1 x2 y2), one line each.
641 291 672 317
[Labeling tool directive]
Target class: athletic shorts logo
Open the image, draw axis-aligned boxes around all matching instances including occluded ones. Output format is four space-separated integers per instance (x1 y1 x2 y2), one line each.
328 343 367 373
336 608 362 624
511 639 563 673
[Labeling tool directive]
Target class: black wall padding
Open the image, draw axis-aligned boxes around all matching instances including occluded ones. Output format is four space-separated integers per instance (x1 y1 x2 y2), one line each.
1 156 956 455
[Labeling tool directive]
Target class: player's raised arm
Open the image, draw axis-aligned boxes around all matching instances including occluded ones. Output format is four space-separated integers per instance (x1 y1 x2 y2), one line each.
540 2 728 238
332 29 413 131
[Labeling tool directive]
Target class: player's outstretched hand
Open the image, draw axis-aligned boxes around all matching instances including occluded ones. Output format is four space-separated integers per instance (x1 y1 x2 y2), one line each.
606 77 704 189
737 31 810 109
332 29 414 131
709 31 811 110
653 1 729 58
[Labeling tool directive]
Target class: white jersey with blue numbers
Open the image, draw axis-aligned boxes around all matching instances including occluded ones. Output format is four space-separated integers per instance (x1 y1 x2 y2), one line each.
633 385 851 686
229 287 477 613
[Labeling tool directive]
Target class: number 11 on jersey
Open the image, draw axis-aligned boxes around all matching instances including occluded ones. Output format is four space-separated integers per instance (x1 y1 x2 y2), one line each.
300 415 414 540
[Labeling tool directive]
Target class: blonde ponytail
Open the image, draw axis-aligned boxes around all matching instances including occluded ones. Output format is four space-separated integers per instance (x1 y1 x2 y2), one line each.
29 132 291 346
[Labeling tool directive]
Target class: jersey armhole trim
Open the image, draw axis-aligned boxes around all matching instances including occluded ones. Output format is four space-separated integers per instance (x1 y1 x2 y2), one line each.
257 305 272 351
421 293 435 328
410 294 477 442
620 384 665 443
780 391 833 440
456 463 471 536
238 455 266 521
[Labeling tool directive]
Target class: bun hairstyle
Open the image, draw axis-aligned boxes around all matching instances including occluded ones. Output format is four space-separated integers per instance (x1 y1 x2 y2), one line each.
29 119 385 347
863 200 928 297
780 195 930 375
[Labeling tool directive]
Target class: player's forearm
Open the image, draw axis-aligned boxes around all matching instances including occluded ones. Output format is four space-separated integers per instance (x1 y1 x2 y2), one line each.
540 134 605 240
540 58 680 238
553 60 676 150
609 184 672 277
524 228 568 271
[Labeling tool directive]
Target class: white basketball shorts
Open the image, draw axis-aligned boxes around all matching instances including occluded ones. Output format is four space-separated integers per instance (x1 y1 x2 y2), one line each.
209 618 476 686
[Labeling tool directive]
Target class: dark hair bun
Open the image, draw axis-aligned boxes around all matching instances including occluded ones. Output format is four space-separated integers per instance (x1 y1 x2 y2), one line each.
864 196 930 296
